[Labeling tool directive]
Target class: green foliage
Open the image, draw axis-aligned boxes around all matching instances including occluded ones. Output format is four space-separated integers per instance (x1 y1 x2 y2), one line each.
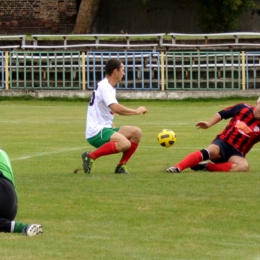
1 99 260 259
197 0 256 32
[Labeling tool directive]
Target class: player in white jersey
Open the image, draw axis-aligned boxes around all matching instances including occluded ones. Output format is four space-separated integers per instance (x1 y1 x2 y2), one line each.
82 58 148 174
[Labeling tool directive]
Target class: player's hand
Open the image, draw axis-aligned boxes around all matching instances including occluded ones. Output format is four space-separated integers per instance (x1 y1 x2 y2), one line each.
137 106 148 115
196 121 210 129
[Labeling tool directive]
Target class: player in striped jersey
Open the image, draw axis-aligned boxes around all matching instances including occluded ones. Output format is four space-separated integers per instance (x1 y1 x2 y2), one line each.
166 97 260 173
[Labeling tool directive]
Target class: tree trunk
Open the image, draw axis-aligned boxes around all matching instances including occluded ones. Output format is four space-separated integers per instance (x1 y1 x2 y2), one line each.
72 0 101 34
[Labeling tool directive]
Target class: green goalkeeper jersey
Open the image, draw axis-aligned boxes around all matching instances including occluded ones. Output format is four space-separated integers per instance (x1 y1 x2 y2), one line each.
0 149 17 194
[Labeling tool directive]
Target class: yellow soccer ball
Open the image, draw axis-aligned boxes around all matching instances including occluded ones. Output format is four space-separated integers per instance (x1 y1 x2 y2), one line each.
157 129 177 148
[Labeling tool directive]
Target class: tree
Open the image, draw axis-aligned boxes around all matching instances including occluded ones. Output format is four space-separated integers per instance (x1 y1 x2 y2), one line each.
197 0 256 32
72 0 101 34
73 0 150 34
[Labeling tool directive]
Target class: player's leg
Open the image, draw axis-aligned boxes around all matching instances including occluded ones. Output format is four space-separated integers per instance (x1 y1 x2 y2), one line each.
113 126 142 174
0 218 42 236
117 125 142 143
0 177 42 236
0 218 13 232
110 131 132 152
82 126 142 174
204 156 247 172
227 155 249 172
192 141 246 172
166 143 223 173
166 144 217 173
0 177 18 232
190 145 233 172
116 125 142 163
82 128 129 173
0 152 43 236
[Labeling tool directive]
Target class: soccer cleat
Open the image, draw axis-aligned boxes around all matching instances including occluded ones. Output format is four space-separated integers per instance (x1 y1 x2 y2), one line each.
24 224 43 237
190 163 208 171
82 152 94 174
115 164 130 174
166 166 180 173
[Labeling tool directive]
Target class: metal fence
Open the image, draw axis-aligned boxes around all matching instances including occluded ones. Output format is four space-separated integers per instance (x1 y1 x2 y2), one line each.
164 52 241 90
0 51 4 89
0 50 256 91
8 51 82 89
84 51 160 90
246 52 260 90
4 51 160 90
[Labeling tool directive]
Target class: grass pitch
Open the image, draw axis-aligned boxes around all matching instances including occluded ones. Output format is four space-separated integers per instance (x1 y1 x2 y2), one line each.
0 98 260 260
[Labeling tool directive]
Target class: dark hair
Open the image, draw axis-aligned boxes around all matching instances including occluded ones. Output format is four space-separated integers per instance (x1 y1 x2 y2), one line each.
105 58 122 76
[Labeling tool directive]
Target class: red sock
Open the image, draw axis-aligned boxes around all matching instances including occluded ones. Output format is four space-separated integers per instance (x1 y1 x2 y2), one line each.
175 151 203 171
206 162 233 172
118 141 139 165
89 142 118 160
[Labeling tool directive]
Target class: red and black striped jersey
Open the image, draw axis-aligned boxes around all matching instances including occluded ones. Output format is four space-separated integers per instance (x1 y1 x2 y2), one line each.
216 103 260 155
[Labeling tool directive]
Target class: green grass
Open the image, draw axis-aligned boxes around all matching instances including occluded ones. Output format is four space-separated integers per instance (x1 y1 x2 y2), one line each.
0 98 260 260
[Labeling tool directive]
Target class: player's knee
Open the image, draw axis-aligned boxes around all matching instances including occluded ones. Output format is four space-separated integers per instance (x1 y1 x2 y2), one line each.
121 139 131 151
132 127 142 141
240 163 249 172
235 162 249 172
200 149 209 161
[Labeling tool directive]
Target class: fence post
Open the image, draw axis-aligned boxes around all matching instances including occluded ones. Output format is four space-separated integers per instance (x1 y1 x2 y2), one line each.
82 52 86 90
241 51 246 91
5 51 9 90
161 51 165 91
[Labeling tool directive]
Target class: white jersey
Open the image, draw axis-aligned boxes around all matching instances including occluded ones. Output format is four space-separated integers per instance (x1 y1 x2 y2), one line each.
86 78 118 139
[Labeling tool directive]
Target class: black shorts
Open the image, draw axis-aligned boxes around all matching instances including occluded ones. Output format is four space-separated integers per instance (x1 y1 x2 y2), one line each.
211 138 244 163
0 173 18 220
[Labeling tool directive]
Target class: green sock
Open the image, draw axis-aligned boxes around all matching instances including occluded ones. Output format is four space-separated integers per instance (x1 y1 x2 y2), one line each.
14 222 27 233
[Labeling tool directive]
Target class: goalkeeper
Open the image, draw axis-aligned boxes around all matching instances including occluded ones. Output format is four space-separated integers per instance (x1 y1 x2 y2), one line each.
0 149 42 236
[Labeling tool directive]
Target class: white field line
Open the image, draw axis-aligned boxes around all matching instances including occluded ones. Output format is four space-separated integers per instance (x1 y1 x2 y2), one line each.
12 146 86 161
0 120 81 124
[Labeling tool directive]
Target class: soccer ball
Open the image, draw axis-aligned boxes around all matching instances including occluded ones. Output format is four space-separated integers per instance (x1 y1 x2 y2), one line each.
157 129 177 148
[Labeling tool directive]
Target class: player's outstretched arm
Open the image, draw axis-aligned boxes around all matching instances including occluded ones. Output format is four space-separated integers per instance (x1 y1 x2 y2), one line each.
196 113 221 129
109 103 148 116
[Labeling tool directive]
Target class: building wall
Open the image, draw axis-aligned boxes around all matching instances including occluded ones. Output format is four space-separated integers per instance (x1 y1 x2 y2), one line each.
0 0 259 34
94 0 200 33
94 0 260 33
0 0 76 34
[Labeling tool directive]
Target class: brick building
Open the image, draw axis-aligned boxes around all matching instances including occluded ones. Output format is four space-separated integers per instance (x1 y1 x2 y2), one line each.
0 0 77 34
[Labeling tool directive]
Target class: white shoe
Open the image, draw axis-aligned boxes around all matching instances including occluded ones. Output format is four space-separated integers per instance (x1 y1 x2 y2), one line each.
24 224 43 236
166 166 180 173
